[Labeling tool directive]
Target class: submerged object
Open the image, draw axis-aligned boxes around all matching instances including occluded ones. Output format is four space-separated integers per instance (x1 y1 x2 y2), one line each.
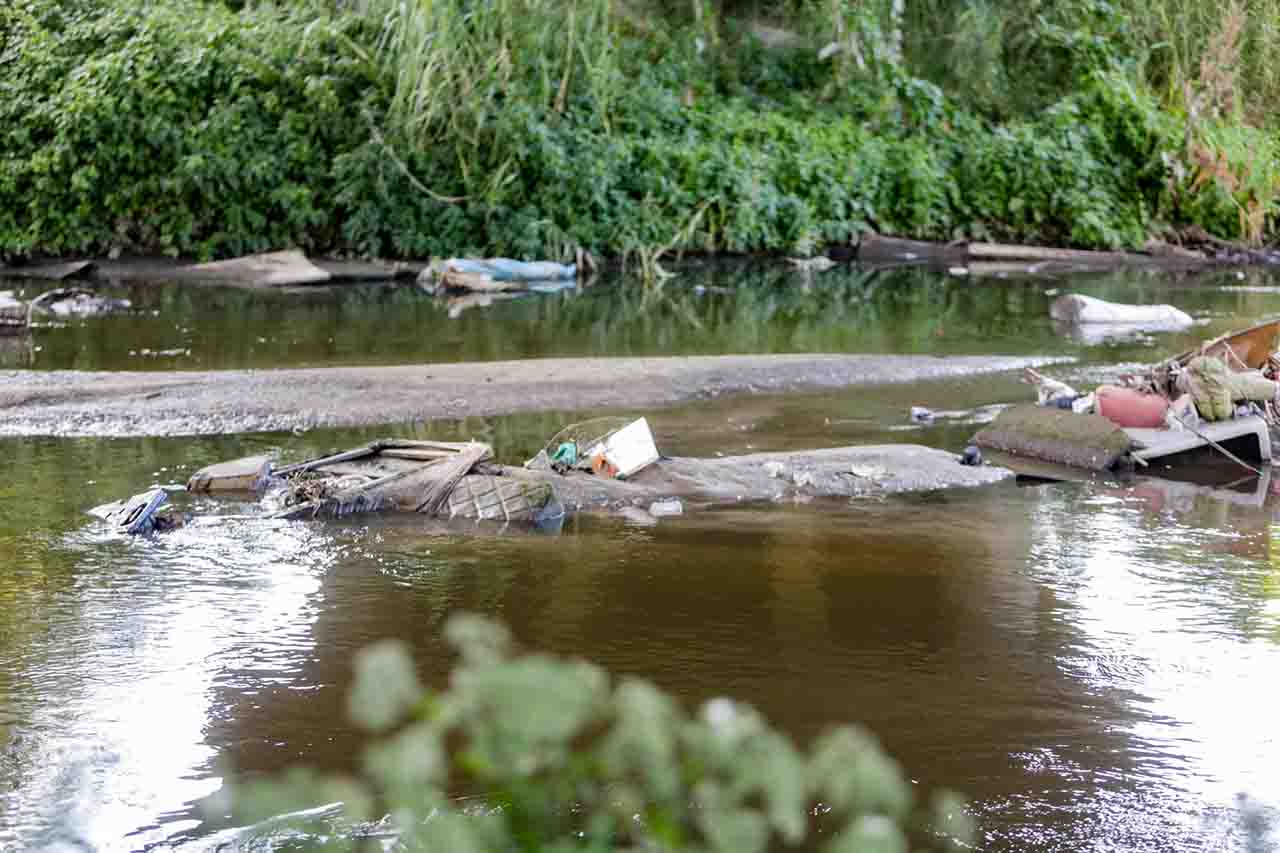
1050 293 1193 329
88 488 173 535
187 455 274 492
421 257 580 294
28 287 131 318
0 291 27 330
974 404 1133 471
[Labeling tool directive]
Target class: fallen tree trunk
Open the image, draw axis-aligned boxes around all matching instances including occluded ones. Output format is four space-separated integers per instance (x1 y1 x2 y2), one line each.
967 242 1136 264
857 234 966 265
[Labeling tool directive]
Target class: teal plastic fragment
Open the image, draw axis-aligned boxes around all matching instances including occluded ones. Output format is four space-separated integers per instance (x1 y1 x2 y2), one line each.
550 442 578 466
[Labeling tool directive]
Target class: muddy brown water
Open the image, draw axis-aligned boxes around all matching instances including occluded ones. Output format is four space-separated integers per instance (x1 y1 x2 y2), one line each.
2 265 1280 851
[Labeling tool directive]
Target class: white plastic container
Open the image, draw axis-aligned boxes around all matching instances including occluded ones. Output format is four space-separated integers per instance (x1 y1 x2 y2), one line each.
588 417 660 479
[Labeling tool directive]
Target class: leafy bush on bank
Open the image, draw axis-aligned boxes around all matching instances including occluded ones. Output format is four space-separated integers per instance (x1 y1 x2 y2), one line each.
0 0 1273 261
0 1 382 259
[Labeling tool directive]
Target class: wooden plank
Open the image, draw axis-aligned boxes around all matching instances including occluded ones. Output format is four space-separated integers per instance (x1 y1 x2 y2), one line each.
968 242 1133 264
379 439 473 452
274 440 467 477
857 234 966 265
379 448 456 461
274 443 378 477
1173 318 1280 371
415 444 492 515
187 455 273 492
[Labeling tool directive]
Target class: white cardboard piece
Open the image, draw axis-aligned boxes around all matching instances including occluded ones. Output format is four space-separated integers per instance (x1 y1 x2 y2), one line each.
589 417 660 479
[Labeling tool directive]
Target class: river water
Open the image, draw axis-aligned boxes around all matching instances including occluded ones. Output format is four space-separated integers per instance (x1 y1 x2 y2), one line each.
1 265 1278 851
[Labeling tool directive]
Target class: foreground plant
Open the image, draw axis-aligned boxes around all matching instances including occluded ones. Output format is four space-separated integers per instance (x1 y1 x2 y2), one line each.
233 614 971 852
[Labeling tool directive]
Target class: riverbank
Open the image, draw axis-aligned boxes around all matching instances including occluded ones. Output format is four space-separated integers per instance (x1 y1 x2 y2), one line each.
6 1 1279 266
0 354 1064 437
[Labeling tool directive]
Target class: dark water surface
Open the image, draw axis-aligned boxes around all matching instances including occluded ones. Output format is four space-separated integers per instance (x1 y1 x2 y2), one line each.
2 266 1280 852
5 264 1280 371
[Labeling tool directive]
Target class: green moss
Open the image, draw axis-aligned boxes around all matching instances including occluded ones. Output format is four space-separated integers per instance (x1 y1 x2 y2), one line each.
975 404 1133 470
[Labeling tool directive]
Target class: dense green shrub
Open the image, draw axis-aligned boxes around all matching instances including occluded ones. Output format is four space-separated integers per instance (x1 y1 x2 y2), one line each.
234 614 972 851
0 1 383 259
3 0 1274 261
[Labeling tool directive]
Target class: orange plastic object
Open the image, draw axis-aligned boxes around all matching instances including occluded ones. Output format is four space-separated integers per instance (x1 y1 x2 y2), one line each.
591 453 619 479
1096 385 1170 428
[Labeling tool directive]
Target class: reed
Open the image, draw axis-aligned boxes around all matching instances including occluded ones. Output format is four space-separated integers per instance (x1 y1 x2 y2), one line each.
352 0 621 143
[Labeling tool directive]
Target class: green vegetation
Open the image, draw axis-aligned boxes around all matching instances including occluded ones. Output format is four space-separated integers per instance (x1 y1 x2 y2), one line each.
234 613 971 851
2 0 1280 261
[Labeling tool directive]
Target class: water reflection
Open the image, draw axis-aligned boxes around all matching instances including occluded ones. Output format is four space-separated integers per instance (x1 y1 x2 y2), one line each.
1006 477 1280 849
5 264 1280 372
2 327 1280 850
0 509 339 852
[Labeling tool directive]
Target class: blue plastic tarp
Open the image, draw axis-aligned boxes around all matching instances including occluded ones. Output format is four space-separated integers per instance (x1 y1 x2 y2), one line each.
444 258 577 282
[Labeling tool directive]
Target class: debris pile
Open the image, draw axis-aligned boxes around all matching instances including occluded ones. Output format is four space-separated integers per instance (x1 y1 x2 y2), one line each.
0 292 25 331
0 287 131 330
89 420 1004 536
523 417 660 481
977 318 1280 472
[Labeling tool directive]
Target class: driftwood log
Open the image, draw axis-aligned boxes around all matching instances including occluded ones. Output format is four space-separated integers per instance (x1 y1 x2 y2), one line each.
856 235 1213 271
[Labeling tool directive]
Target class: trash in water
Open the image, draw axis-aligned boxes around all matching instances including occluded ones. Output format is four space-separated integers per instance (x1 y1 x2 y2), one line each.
960 446 983 466
909 406 935 424
1023 367 1079 407
583 417 660 480
786 256 836 272
979 318 1280 472
28 288 131 319
549 442 578 474
420 257 586 294
187 455 274 492
0 291 27 331
617 506 659 527
1049 292 1187 333
591 453 620 479
648 498 683 517
88 488 179 535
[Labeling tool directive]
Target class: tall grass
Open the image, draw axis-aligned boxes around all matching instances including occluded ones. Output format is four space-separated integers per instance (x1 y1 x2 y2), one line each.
1161 1 1280 244
891 0 1280 124
1122 0 1280 124
353 0 621 142
344 0 629 216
